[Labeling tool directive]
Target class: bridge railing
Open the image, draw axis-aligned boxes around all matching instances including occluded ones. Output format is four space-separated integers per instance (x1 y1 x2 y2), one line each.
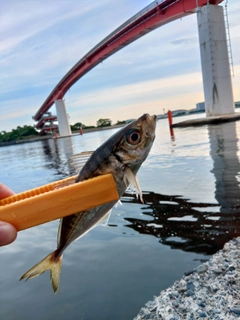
65 1 171 77
87 0 181 55
84 1 158 58
57 1 162 90
35 0 181 120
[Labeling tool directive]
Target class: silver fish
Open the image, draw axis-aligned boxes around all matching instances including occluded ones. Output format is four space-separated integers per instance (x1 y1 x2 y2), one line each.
20 113 157 292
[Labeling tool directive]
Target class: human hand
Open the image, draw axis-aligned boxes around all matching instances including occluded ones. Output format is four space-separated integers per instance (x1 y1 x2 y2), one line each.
0 183 17 246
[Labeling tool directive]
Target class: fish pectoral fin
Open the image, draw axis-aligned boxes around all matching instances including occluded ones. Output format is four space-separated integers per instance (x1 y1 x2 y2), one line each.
124 166 144 203
114 200 122 208
98 210 112 226
20 251 63 293
99 202 122 226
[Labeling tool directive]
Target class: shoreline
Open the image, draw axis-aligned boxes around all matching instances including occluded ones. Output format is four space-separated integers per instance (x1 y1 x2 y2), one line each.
172 113 240 128
3 112 240 147
0 124 125 147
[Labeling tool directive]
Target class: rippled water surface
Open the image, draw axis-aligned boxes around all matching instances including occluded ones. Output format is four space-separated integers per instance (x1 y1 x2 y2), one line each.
1 114 240 320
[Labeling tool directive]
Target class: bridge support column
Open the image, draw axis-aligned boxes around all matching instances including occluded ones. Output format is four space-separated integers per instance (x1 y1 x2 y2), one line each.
197 4 234 116
55 99 72 136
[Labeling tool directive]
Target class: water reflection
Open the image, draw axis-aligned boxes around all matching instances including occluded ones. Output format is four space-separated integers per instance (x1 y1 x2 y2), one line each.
41 137 74 175
122 121 240 255
208 122 240 211
35 122 240 256
122 191 239 255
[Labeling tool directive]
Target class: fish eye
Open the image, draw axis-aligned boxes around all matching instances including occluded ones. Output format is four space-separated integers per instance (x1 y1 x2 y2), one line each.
126 130 141 145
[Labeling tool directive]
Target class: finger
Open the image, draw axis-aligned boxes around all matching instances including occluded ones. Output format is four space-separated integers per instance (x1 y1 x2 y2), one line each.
0 222 17 246
0 183 15 199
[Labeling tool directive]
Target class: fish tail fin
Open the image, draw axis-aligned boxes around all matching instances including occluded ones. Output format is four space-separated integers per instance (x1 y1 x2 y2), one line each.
20 251 63 293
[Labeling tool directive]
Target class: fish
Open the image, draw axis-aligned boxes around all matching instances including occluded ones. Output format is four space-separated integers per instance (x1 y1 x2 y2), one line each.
20 113 157 292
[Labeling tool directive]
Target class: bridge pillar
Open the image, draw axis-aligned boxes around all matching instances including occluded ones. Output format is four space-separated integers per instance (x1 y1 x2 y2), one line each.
55 99 72 136
197 4 234 116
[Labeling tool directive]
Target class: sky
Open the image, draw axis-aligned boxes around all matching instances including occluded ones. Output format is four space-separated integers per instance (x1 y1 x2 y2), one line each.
1 0 240 131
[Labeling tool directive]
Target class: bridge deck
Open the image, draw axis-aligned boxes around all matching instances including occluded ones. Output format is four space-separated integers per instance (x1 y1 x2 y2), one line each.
34 0 223 122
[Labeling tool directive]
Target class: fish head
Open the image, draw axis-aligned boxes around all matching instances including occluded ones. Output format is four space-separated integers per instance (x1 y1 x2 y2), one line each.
115 113 157 166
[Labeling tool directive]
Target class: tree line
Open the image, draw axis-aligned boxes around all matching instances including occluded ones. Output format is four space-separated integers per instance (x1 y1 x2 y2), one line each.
0 125 38 142
71 118 125 131
1 119 126 142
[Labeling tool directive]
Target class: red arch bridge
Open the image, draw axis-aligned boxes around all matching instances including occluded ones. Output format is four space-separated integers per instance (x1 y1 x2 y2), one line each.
34 0 234 136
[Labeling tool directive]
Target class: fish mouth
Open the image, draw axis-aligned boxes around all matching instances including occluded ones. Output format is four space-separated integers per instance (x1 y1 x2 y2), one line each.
144 113 157 132
138 113 157 142
141 113 157 124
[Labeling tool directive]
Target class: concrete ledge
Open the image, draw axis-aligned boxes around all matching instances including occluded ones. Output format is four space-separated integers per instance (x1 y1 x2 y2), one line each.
134 237 240 320
172 113 240 128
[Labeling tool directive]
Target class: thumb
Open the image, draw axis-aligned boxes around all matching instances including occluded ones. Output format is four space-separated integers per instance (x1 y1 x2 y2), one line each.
0 222 17 246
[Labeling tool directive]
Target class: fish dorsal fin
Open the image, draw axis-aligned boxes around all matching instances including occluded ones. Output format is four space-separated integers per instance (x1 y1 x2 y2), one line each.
54 177 76 189
54 151 94 190
123 166 144 203
68 151 94 175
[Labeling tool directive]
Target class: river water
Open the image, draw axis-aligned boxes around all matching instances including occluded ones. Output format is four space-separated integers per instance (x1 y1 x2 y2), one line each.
1 114 240 319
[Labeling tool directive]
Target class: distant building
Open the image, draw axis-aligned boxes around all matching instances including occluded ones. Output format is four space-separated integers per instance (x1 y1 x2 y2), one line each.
171 109 188 117
158 101 240 120
188 108 203 114
196 101 240 111
196 102 205 111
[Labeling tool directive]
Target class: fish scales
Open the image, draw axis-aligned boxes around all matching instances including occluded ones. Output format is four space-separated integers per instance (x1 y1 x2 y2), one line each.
57 202 116 257
20 113 157 292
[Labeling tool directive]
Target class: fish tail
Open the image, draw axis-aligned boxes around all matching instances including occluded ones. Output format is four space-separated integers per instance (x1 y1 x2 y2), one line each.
20 251 63 293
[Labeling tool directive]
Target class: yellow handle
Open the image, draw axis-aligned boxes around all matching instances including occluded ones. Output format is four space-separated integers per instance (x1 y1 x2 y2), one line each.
0 174 119 231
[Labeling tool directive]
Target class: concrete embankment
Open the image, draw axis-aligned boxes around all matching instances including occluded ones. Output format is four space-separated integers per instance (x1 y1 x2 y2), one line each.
172 113 240 128
134 237 240 320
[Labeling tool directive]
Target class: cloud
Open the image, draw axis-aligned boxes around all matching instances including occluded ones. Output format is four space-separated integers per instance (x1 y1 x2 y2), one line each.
0 1 103 55
0 0 239 132
66 71 204 125
170 37 198 45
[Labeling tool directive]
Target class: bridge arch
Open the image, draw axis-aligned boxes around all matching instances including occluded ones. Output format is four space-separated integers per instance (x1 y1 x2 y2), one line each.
34 0 227 134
